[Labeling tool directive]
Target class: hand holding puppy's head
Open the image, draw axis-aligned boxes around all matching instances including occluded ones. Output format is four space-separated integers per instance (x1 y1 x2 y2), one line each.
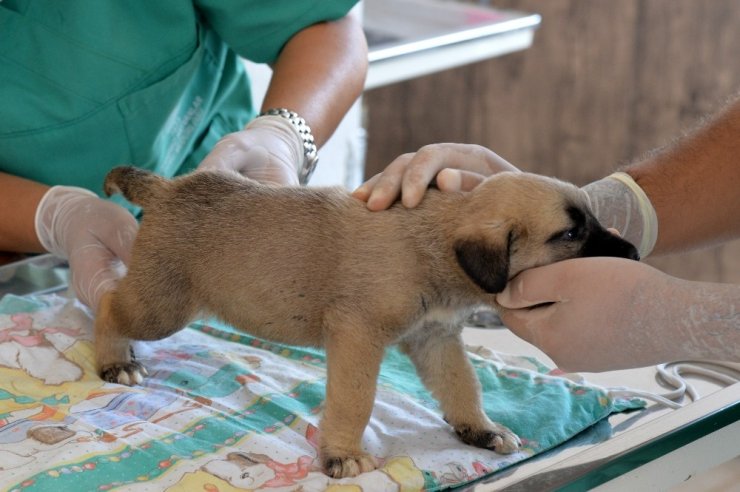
453 172 639 293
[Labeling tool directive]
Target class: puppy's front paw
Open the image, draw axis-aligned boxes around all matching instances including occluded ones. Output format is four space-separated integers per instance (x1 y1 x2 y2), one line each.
100 361 149 386
323 452 378 478
455 422 521 455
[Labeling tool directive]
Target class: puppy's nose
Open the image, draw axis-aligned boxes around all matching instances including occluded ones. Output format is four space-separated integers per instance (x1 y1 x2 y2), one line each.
617 239 640 261
607 229 640 261
581 229 641 261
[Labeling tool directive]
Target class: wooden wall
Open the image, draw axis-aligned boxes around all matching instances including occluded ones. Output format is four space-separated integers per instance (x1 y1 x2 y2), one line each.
363 0 740 283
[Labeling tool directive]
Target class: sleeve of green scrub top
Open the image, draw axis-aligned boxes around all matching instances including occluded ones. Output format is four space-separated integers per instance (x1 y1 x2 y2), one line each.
193 0 361 64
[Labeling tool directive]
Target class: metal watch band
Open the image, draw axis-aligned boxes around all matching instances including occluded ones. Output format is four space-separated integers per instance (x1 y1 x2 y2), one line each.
259 108 318 185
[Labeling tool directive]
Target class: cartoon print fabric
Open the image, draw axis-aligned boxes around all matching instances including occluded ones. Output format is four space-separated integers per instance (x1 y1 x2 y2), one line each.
0 295 643 491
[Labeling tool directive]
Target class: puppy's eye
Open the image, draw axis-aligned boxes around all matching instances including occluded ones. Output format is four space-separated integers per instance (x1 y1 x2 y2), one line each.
563 226 581 240
548 226 584 242
549 226 582 243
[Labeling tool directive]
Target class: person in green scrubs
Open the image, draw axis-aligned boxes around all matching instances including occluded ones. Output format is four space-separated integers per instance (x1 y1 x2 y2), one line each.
354 95 740 371
0 1 367 311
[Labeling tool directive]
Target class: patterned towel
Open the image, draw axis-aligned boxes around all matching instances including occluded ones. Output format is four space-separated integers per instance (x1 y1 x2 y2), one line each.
0 294 643 492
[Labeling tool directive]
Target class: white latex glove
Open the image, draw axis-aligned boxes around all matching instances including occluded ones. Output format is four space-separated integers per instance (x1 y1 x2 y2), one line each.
495 257 740 372
352 143 518 210
197 115 303 186
35 186 138 311
582 172 658 258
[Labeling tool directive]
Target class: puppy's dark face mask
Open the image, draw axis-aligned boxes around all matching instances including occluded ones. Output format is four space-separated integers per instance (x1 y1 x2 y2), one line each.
453 172 640 293
547 205 639 262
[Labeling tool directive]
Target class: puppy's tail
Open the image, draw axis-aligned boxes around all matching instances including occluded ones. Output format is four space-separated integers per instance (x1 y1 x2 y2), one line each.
104 166 168 209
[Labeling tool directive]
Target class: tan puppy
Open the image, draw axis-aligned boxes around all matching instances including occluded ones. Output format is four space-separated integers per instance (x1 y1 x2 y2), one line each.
95 167 638 478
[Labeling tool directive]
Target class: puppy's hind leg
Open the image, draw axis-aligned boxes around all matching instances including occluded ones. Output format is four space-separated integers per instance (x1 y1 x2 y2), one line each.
400 329 521 454
95 278 197 386
95 290 146 385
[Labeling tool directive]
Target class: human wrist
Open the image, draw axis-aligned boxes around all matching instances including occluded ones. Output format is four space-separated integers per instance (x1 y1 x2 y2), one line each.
608 172 659 257
582 172 658 258
0 173 50 253
251 108 319 184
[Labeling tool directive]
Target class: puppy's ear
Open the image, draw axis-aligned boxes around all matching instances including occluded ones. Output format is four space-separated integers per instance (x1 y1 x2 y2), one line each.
454 235 510 293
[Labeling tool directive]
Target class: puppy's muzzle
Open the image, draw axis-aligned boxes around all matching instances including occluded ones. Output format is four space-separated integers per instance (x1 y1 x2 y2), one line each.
582 228 640 261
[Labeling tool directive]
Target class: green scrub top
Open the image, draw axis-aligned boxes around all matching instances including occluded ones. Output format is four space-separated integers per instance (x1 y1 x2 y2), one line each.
0 0 359 204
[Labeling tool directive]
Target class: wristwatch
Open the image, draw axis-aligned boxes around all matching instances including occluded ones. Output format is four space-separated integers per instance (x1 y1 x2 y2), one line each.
259 108 319 185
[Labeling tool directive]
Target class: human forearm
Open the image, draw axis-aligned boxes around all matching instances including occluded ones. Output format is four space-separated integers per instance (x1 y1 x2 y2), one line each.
674 280 740 363
0 172 47 253
261 10 368 146
622 277 740 366
198 11 367 186
625 95 740 254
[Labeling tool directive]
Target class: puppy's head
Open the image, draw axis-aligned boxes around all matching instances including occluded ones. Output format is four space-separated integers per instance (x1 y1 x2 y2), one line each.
453 172 639 293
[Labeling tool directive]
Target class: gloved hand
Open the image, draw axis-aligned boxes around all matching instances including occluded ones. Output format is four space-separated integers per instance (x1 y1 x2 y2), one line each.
197 114 303 186
35 186 138 312
352 143 518 210
495 257 740 372
582 172 658 258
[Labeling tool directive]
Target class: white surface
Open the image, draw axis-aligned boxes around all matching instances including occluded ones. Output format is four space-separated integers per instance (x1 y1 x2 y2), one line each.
462 326 739 490
366 28 535 90
594 420 740 491
670 455 740 492
364 0 540 89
